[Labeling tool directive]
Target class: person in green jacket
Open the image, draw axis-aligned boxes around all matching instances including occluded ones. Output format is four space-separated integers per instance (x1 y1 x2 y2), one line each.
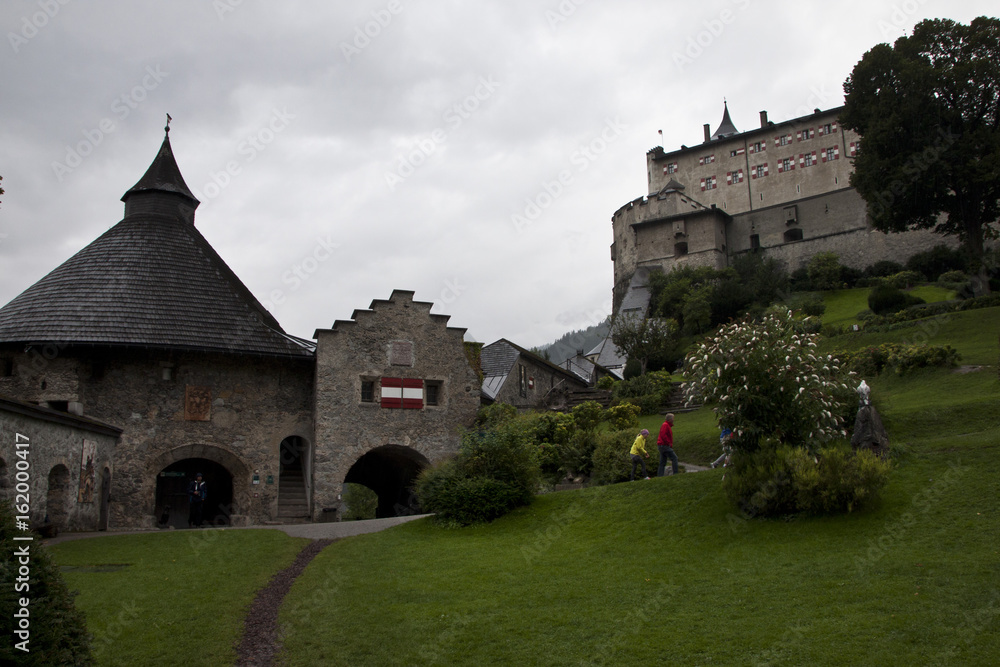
630 429 651 481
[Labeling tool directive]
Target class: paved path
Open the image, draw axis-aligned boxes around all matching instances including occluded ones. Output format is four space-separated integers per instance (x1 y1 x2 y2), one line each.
43 514 430 546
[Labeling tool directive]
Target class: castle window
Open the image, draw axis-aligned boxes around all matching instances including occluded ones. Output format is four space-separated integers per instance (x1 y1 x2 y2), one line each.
784 228 803 243
726 170 744 185
798 128 814 141
701 176 717 191
779 157 793 173
750 141 765 154
698 154 715 165
361 380 375 403
425 381 442 406
752 164 768 179
750 234 761 250
664 162 678 174
822 123 833 135
824 147 839 162
801 151 817 167
519 365 527 398
729 147 745 157
674 242 688 256
777 134 792 147
850 141 860 156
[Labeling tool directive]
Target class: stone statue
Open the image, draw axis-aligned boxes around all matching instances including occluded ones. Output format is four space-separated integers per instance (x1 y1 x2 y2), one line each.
851 379 889 457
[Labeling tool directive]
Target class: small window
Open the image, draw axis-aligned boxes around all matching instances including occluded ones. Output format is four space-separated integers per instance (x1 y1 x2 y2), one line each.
1 358 13 377
674 242 688 256
823 123 832 135
784 228 803 243
425 381 442 406
750 234 761 250
518 365 527 398
779 134 791 146
804 153 815 167
666 162 678 174
361 380 375 403
826 147 837 162
781 157 792 172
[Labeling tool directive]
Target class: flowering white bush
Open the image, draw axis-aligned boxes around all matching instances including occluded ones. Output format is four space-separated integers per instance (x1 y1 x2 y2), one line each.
682 309 853 452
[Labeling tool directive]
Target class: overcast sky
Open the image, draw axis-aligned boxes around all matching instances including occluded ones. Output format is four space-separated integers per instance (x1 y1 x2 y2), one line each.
1 1 995 348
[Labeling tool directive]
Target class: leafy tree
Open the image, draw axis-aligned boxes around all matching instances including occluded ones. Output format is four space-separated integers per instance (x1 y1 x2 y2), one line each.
681 285 712 334
610 311 679 376
842 17 1000 293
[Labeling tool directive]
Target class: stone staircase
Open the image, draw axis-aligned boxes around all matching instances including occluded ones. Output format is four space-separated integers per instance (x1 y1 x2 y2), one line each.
276 468 310 522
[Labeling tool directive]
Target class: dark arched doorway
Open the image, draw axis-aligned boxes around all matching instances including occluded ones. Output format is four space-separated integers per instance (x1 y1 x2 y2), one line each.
154 458 234 528
46 464 71 529
344 445 429 518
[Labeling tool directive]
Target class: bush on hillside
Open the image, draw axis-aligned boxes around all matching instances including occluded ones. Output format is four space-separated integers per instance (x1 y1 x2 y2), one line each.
603 403 641 431
596 374 617 391
905 244 968 282
837 343 960 376
590 430 635 486
570 401 603 432
807 252 843 290
683 309 854 453
724 443 891 517
416 422 539 526
883 270 923 290
864 260 905 278
868 283 926 315
0 501 92 666
475 403 517 428
801 295 826 317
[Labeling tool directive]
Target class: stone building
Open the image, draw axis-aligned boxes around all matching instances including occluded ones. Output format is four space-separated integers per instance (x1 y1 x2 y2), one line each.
0 128 479 530
480 339 589 410
611 103 948 311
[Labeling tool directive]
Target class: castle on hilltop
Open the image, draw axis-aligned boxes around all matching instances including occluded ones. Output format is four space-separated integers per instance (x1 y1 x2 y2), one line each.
610 103 947 313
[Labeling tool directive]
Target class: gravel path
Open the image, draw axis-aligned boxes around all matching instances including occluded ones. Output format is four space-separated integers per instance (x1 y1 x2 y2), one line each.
234 538 334 667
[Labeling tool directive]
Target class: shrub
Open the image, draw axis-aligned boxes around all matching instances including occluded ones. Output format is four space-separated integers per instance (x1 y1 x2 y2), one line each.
683 309 853 453
475 403 517 428
0 501 91 665
807 252 843 290
616 394 662 416
837 343 960 376
571 401 603 432
341 483 378 520
595 374 617 390
724 443 891 517
906 244 969 282
416 422 539 526
590 430 635 485
841 265 864 288
790 266 812 292
884 270 923 289
604 403 641 431
864 260 904 278
868 283 925 315
801 295 826 317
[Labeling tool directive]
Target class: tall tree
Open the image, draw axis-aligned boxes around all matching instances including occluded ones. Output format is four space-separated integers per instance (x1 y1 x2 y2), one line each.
610 311 678 376
841 17 1000 293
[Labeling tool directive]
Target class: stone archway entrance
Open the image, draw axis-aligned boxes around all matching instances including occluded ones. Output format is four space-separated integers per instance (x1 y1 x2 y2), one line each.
154 458 234 528
344 445 429 518
277 436 309 521
46 464 71 529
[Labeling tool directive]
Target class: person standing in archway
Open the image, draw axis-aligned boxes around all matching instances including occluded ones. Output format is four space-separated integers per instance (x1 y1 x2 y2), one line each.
188 472 207 528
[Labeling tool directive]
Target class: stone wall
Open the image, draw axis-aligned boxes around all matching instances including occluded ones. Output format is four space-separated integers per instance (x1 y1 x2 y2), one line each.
0 397 119 532
312 291 480 521
0 345 314 528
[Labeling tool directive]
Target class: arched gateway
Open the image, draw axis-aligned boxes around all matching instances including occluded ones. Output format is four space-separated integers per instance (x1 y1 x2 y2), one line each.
345 445 429 518
150 445 247 528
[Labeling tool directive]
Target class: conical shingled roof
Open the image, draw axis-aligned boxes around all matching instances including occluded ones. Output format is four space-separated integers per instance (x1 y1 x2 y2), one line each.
0 132 313 358
710 101 739 140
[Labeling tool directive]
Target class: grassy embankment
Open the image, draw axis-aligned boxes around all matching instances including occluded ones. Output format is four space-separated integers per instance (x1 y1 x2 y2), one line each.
50 299 999 666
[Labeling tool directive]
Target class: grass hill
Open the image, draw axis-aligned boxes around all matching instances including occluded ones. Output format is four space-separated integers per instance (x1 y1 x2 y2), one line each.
49 303 1000 666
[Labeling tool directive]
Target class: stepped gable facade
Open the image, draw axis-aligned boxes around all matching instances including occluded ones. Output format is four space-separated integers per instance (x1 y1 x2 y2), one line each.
611 103 948 311
0 128 478 530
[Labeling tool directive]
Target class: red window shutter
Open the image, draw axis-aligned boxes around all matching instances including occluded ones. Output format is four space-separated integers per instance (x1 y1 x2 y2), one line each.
402 378 424 409
381 377 402 408
700 178 706 191
763 163 769 176
834 146 839 159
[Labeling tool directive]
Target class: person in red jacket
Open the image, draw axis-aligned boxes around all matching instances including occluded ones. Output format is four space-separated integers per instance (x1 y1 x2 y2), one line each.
657 413 679 477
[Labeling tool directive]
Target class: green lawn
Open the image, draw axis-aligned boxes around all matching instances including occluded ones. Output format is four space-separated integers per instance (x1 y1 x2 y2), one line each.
819 285 956 327
47 299 1000 666
49 529 309 666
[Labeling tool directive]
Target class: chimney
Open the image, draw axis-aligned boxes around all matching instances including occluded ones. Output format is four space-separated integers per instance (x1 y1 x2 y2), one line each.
759 110 768 128
703 123 711 142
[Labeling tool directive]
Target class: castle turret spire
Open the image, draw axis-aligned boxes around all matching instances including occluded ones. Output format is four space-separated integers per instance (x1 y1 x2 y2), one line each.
710 101 739 141
121 120 200 221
